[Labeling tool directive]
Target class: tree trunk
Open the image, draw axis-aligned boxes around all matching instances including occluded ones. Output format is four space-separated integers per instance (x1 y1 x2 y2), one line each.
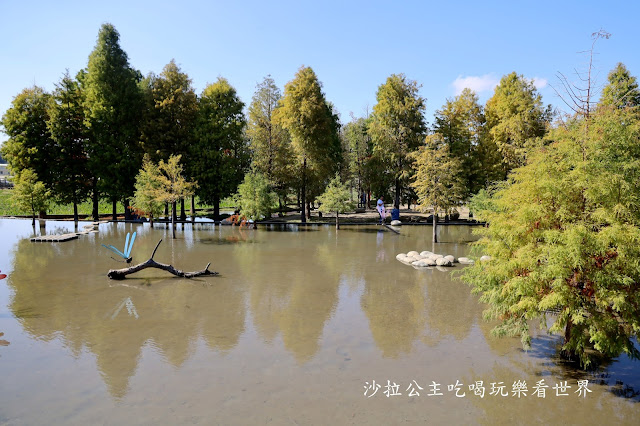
73 200 78 223
124 199 131 220
31 211 35 227
190 195 196 222
164 203 169 219
433 206 438 244
394 177 401 210
562 317 575 361
112 199 117 221
92 178 99 221
172 201 177 224
306 201 311 220
180 199 186 221
171 202 176 239
336 211 339 230
213 194 220 222
150 213 154 228
301 158 307 223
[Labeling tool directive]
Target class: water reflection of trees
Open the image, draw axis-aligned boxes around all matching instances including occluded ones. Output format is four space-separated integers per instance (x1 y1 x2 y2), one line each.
355 226 485 357
237 231 341 364
7 228 247 399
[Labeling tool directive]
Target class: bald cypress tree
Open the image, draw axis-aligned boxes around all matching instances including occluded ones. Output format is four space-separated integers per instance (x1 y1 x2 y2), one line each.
47 71 91 222
193 78 248 220
600 63 640 109
462 106 640 368
369 74 427 210
485 72 552 174
83 23 143 220
275 66 342 222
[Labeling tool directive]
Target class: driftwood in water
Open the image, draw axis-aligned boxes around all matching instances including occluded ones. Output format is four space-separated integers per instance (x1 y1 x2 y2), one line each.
107 239 218 280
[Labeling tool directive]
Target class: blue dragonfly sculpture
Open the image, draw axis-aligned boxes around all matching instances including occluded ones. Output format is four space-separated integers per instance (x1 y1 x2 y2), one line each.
102 232 137 263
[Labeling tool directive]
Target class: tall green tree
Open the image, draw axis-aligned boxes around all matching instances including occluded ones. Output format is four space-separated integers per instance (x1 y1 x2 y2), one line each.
343 115 373 205
83 23 143 220
139 59 198 219
12 169 51 226
246 76 295 209
193 77 249 220
274 66 342 222
410 134 464 244
462 106 640 368
485 72 552 174
433 88 488 197
599 63 640 109
47 71 91 222
1 86 55 194
369 74 427 209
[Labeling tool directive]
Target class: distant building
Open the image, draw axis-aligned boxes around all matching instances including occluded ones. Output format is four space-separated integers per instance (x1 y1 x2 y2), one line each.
0 164 9 177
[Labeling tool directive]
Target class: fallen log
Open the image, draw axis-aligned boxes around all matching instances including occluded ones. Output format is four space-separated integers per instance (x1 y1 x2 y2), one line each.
107 239 219 280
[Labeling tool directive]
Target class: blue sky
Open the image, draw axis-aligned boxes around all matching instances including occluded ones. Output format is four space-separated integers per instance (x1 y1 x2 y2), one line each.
1 0 639 142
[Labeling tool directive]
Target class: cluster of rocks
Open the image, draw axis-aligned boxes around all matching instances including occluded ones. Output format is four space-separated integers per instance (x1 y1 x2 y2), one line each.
396 250 479 269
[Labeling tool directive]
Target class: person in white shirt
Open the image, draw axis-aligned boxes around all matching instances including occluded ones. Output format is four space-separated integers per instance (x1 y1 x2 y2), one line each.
376 196 387 224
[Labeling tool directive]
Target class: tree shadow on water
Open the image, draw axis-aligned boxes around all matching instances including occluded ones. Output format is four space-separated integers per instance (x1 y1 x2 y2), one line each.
526 333 640 402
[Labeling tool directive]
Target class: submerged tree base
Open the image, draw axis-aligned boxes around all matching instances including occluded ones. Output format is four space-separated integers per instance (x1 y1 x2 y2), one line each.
107 239 218 280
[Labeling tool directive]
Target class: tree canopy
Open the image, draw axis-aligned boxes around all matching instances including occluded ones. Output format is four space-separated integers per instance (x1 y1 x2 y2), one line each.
83 22 143 217
410 134 464 243
600 62 640 109
1 86 54 190
12 169 51 226
317 174 355 229
462 105 640 367
433 88 486 198
246 76 295 194
235 171 276 222
274 66 342 221
193 77 248 219
485 72 552 174
369 74 427 209
47 71 91 221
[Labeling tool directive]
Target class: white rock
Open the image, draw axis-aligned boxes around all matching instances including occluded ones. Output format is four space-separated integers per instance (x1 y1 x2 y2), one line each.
407 251 419 257
420 251 433 257
390 220 402 226
396 253 406 260
436 258 453 267
444 255 457 263
458 257 475 264
431 254 444 259
412 259 435 267
480 255 492 262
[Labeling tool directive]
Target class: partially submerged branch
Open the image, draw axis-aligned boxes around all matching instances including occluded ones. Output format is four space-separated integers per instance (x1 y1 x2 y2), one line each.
107 239 218 280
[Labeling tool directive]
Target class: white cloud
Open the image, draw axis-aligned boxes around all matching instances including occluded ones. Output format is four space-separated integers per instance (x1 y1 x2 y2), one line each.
452 74 499 95
532 77 548 90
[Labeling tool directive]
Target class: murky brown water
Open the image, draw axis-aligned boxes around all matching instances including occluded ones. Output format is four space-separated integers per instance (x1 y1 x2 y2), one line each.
0 219 638 425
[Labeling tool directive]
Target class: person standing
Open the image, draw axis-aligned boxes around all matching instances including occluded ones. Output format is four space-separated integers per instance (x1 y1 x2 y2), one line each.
376 196 387 224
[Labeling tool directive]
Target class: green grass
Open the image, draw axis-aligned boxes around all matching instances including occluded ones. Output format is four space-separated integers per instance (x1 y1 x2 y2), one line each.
0 189 113 217
0 189 238 217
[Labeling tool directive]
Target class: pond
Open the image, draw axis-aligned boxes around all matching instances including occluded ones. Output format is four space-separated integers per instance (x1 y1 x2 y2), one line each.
0 218 638 424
